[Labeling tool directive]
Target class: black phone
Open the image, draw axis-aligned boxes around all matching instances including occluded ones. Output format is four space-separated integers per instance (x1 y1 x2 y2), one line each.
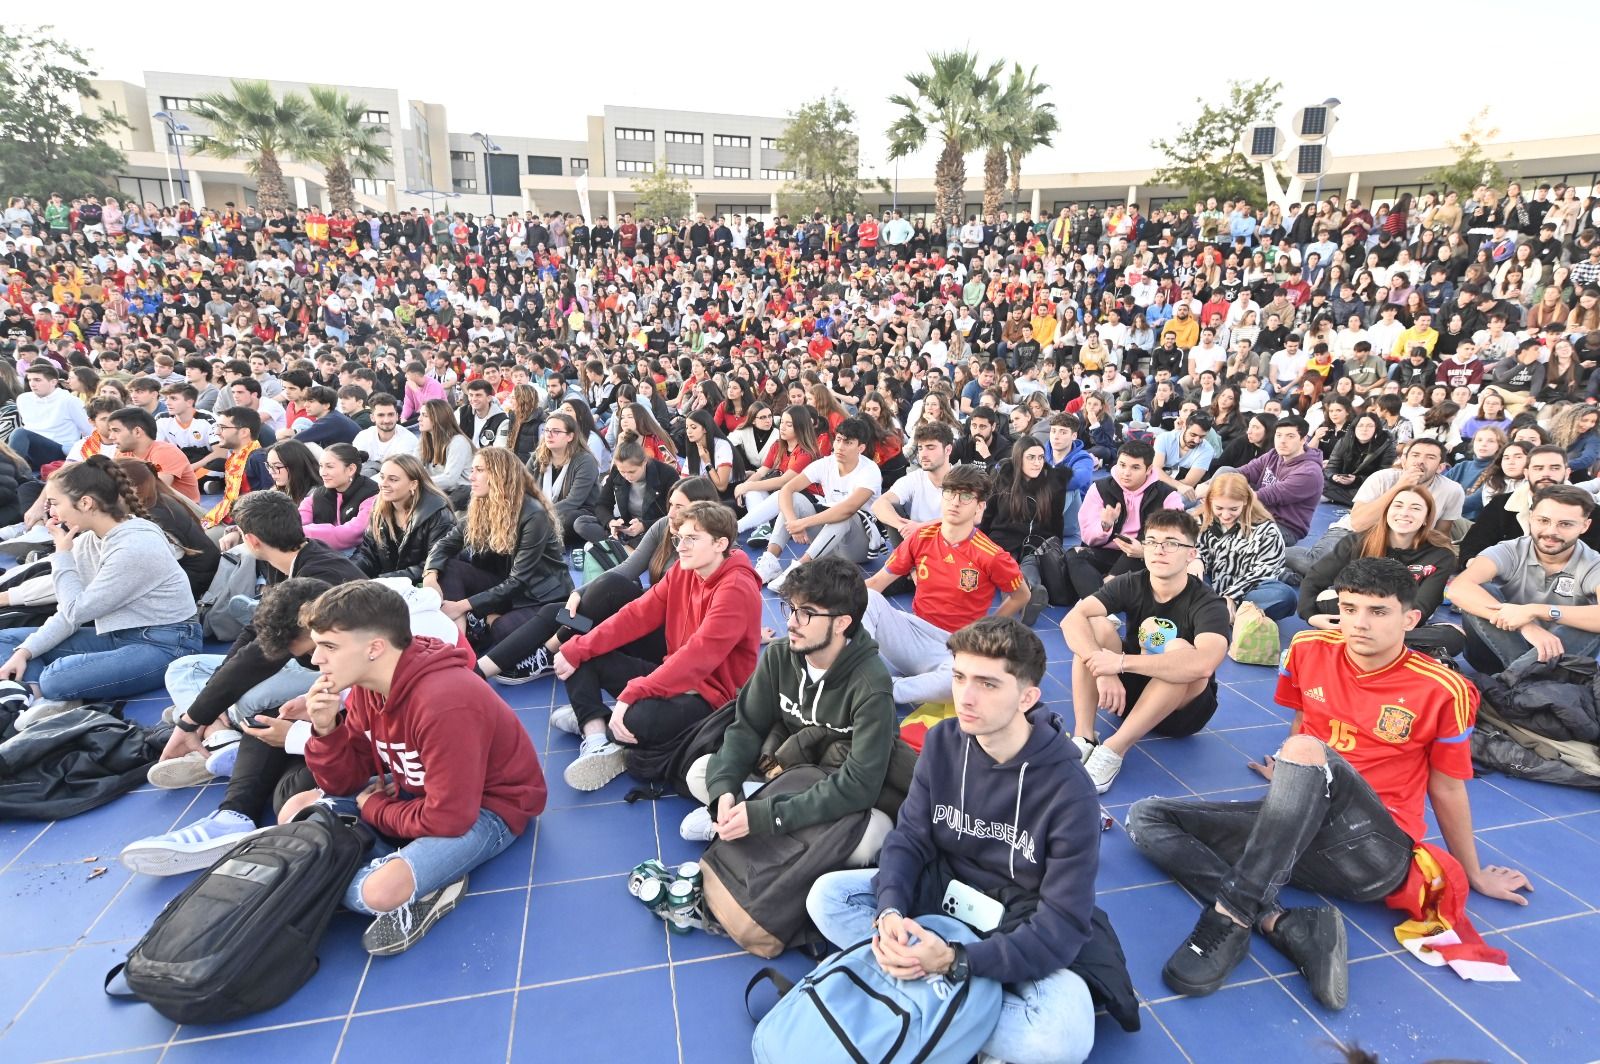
556 608 594 634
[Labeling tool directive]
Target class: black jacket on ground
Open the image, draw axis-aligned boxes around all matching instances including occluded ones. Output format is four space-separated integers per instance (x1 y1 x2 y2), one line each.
0 707 171 820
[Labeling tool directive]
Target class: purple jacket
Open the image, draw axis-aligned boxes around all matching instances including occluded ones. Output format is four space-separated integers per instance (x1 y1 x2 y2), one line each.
1236 447 1324 544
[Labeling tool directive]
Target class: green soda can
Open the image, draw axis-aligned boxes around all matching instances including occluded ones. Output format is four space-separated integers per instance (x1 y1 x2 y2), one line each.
636 876 671 918
675 861 702 892
666 877 700 934
628 859 671 897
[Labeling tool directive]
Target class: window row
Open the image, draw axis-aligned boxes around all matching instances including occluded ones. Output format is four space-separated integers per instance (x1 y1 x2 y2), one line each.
668 163 703 176
714 166 750 179
158 96 201 112
714 134 750 148
665 131 701 144
761 169 796 181
617 160 654 174
615 127 654 141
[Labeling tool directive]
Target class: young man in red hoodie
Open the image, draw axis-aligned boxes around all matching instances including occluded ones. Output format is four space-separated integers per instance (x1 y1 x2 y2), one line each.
553 501 763 791
287 581 547 957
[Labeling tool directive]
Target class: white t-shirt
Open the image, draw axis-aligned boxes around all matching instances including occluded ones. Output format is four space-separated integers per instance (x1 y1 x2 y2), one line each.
1189 344 1227 376
804 454 882 508
156 411 217 451
1239 387 1270 413
681 438 733 475
887 467 944 522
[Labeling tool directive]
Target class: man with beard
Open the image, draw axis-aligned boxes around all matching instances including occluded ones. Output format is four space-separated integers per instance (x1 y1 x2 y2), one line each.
1459 446 1600 563
1448 485 1600 673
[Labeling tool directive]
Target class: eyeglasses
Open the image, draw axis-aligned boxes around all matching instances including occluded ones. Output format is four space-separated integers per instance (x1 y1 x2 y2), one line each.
671 532 709 548
1143 539 1197 553
941 488 979 504
265 462 286 472
780 600 845 626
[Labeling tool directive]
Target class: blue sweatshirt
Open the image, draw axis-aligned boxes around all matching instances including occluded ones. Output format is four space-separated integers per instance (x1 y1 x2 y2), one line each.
873 709 1100 983
1046 438 1094 494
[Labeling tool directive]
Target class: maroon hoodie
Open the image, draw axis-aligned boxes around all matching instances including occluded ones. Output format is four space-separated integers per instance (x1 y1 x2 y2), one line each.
306 637 546 839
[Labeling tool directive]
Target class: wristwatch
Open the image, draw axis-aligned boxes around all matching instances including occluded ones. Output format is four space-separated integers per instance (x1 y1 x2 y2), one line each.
874 907 902 930
946 943 970 983
174 715 201 734
1548 606 1563 622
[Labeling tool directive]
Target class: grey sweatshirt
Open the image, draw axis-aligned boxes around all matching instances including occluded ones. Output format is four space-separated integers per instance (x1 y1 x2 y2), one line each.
21 518 197 657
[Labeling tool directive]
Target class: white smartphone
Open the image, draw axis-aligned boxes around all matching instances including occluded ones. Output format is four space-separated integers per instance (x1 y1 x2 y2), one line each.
940 879 1005 934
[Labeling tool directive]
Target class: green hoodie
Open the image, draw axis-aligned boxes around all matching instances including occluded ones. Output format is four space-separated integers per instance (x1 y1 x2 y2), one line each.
705 631 897 836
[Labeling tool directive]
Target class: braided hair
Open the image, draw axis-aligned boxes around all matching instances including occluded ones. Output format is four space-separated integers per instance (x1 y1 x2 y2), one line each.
49 453 147 521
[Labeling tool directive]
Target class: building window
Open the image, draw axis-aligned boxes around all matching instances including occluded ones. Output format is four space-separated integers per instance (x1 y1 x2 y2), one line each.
617 160 655 174
158 96 201 112
713 134 751 148
167 132 206 150
353 178 393 197
713 166 750 179
667 163 704 176
761 137 779 150
615 127 654 142
527 155 562 176
760 169 796 181
450 149 475 163
453 178 478 191
665 130 703 145
362 110 390 125
570 157 589 174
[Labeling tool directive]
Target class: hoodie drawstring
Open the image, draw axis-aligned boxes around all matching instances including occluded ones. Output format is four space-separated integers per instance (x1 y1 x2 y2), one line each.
1010 762 1029 881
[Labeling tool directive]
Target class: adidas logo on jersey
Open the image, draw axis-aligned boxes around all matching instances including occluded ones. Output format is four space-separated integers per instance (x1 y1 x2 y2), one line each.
1304 686 1326 702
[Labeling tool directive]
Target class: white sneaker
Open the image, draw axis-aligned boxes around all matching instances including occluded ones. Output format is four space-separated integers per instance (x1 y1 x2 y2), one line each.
753 551 784 585
147 750 216 789
679 806 717 842
14 699 83 730
550 704 580 736
1071 735 1098 762
563 733 626 791
119 810 264 876
1083 745 1124 795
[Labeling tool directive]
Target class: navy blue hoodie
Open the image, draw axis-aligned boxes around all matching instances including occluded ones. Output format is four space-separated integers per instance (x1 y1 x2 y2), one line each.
873 708 1099 984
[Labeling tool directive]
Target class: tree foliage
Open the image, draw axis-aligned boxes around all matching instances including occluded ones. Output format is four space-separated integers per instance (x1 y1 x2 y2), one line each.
1425 108 1506 196
304 85 391 214
985 64 1057 217
1151 78 1283 205
775 94 887 219
887 51 1004 223
0 26 129 202
631 160 691 222
190 79 318 212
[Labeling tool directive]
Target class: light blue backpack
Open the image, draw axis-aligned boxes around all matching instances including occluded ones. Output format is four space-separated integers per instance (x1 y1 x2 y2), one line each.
749 913 1003 1064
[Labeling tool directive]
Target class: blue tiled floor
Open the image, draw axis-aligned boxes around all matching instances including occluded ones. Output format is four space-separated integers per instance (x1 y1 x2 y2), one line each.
2 504 1597 1062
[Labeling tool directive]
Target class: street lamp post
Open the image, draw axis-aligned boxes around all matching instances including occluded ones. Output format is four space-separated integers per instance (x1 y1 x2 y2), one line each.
472 132 503 218
153 110 193 204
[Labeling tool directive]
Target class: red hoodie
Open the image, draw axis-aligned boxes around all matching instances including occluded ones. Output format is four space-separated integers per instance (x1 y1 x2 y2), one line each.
560 552 762 707
305 638 546 840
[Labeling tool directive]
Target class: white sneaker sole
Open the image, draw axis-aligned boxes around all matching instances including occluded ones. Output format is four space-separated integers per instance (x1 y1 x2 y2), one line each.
679 809 717 843
563 746 627 791
147 753 216 789
549 705 580 736
364 875 469 956
119 827 267 877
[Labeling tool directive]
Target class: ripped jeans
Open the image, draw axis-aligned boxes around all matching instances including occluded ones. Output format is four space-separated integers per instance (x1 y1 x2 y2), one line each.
1125 745 1413 927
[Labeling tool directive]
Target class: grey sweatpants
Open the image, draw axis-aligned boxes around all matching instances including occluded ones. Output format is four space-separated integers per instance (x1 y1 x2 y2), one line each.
767 495 871 563
862 589 954 704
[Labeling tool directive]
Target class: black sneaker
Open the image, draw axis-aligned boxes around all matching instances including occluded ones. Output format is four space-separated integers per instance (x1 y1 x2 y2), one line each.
1023 583 1048 626
1264 906 1348 1010
1162 908 1253 997
361 875 469 956
747 523 771 550
495 646 553 686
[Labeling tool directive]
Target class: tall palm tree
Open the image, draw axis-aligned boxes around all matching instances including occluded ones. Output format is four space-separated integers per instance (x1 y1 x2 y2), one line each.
189 79 317 212
305 86 391 214
886 51 1003 227
998 66 1058 217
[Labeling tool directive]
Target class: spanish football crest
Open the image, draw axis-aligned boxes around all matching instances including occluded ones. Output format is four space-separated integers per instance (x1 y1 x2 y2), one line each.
958 567 980 592
1374 704 1416 743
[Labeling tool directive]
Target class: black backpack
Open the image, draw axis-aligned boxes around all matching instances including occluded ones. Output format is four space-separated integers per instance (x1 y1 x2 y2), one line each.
105 805 372 1023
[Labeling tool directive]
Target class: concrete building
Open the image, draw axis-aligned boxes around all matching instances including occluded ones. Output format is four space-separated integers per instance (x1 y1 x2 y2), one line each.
82 70 1600 229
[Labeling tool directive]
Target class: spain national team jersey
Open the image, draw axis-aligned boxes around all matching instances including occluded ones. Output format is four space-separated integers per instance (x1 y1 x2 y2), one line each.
886 523 1024 632
1276 630 1477 841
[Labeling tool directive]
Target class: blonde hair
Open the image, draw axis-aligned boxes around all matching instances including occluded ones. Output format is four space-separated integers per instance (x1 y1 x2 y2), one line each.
464 446 560 555
369 454 450 539
1197 471 1273 536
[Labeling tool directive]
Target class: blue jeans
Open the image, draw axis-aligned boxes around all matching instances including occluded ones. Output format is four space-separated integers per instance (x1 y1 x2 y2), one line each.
805 868 1095 1064
165 653 319 726
6 428 67 472
1240 579 1298 621
320 785 515 915
1059 489 1083 550
0 621 201 701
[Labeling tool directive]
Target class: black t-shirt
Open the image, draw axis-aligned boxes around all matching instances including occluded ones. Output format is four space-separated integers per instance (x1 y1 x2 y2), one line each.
1092 573 1231 678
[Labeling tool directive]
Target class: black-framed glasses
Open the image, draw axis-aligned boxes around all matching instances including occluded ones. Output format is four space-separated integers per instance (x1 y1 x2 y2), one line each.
780 600 845 626
941 488 979 504
1142 538 1197 553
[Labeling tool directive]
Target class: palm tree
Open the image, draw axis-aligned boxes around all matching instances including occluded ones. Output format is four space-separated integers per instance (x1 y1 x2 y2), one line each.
998 66 1058 217
886 51 1003 227
189 79 317 212
305 86 391 214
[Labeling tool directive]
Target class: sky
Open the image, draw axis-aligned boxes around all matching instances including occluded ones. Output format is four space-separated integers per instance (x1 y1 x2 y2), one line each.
35 1 1600 181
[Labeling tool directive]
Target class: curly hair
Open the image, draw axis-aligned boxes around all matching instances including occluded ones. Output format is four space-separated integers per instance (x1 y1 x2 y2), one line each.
253 577 332 657
465 446 559 555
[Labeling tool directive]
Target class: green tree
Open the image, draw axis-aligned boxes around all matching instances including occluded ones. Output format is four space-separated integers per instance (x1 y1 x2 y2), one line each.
887 50 1004 225
190 79 318 212
631 159 691 223
1425 108 1506 197
1151 78 1283 205
0 26 129 202
774 94 888 219
987 64 1057 218
305 85 391 214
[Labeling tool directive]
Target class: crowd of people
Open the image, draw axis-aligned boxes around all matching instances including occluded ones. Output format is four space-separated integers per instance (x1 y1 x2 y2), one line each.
4 177 1595 1060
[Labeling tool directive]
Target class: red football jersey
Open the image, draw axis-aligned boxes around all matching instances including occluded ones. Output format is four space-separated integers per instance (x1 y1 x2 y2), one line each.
1276 630 1477 841
886 523 1024 632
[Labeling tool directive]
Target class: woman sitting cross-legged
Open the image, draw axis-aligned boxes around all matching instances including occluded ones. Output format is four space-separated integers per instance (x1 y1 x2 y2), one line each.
422 446 574 652
0 455 202 708
477 476 720 684
352 455 458 581
1191 471 1298 621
